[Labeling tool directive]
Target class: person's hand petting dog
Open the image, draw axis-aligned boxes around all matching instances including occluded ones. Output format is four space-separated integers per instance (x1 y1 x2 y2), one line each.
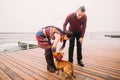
53 52 63 61
52 47 63 61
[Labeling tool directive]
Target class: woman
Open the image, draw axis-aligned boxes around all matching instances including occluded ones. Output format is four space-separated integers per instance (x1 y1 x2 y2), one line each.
36 26 73 73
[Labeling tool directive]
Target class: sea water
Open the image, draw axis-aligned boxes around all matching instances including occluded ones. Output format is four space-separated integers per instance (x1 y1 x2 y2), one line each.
0 32 120 53
0 33 36 53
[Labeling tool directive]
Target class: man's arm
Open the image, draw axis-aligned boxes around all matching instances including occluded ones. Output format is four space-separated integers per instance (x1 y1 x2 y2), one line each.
81 15 87 38
79 15 87 44
63 15 69 31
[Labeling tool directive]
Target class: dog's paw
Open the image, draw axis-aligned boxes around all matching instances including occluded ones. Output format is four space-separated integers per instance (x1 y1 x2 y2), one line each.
72 74 76 78
55 71 59 75
73 76 76 78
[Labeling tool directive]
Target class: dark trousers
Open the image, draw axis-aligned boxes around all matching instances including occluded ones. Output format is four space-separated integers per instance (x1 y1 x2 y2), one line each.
45 49 56 69
68 32 82 63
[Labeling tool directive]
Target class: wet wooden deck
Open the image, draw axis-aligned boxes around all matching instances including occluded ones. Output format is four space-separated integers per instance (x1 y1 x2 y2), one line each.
0 45 120 80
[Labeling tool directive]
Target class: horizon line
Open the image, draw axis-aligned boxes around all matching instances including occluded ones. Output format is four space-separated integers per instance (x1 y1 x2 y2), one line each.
0 32 35 34
0 31 120 34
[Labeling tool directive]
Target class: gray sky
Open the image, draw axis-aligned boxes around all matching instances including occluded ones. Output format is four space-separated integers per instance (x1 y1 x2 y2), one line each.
0 0 120 32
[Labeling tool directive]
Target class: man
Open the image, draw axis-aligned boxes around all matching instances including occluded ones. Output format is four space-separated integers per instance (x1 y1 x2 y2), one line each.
63 6 87 67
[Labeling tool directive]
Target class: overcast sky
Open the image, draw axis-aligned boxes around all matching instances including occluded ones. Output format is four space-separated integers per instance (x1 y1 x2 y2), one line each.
0 0 120 32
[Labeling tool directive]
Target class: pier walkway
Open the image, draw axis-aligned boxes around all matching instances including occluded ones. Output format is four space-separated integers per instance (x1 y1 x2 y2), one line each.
0 42 120 80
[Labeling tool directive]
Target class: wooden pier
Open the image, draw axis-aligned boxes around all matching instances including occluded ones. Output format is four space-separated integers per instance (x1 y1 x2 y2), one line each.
0 41 120 80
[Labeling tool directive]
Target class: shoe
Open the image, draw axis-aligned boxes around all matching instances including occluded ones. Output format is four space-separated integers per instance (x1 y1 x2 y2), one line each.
78 61 84 67
53 65 57 71
47 66 56 73
69 60 73 63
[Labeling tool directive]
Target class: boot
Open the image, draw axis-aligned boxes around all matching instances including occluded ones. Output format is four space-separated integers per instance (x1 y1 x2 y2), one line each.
50 49 57 70
78 61 84 67
45 49 56 72
47 65 56 73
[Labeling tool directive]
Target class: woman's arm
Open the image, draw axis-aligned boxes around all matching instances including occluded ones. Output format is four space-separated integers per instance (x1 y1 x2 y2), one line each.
52 33 63 60
52 33 61 48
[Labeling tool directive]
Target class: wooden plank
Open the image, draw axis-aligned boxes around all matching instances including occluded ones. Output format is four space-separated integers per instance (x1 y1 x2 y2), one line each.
5 52 92 80
2 53 64 80
0 56 49 80
0 62 24 80
0 45 120 80
14 51 103 80
25 52 103 80
6 52 65 80
12 51 94 80
75 65 120 80
0 69 12 80
84 62 120 77
84 58 120 71
74 70 104 80
26 48 119 79
0 56 46 80
13 49 120 78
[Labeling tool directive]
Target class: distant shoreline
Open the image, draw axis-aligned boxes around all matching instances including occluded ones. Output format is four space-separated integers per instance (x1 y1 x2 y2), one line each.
0 32 35 34
104 35 120 38
0 31 120 34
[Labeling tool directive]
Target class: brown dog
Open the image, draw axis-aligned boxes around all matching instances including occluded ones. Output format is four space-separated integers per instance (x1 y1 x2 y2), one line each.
54 52 76 79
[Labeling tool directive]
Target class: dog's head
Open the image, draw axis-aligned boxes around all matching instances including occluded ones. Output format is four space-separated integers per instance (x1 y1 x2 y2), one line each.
54 51 64 58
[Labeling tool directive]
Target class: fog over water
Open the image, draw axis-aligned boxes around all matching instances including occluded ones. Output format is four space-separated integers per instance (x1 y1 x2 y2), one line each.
0 0 120 32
